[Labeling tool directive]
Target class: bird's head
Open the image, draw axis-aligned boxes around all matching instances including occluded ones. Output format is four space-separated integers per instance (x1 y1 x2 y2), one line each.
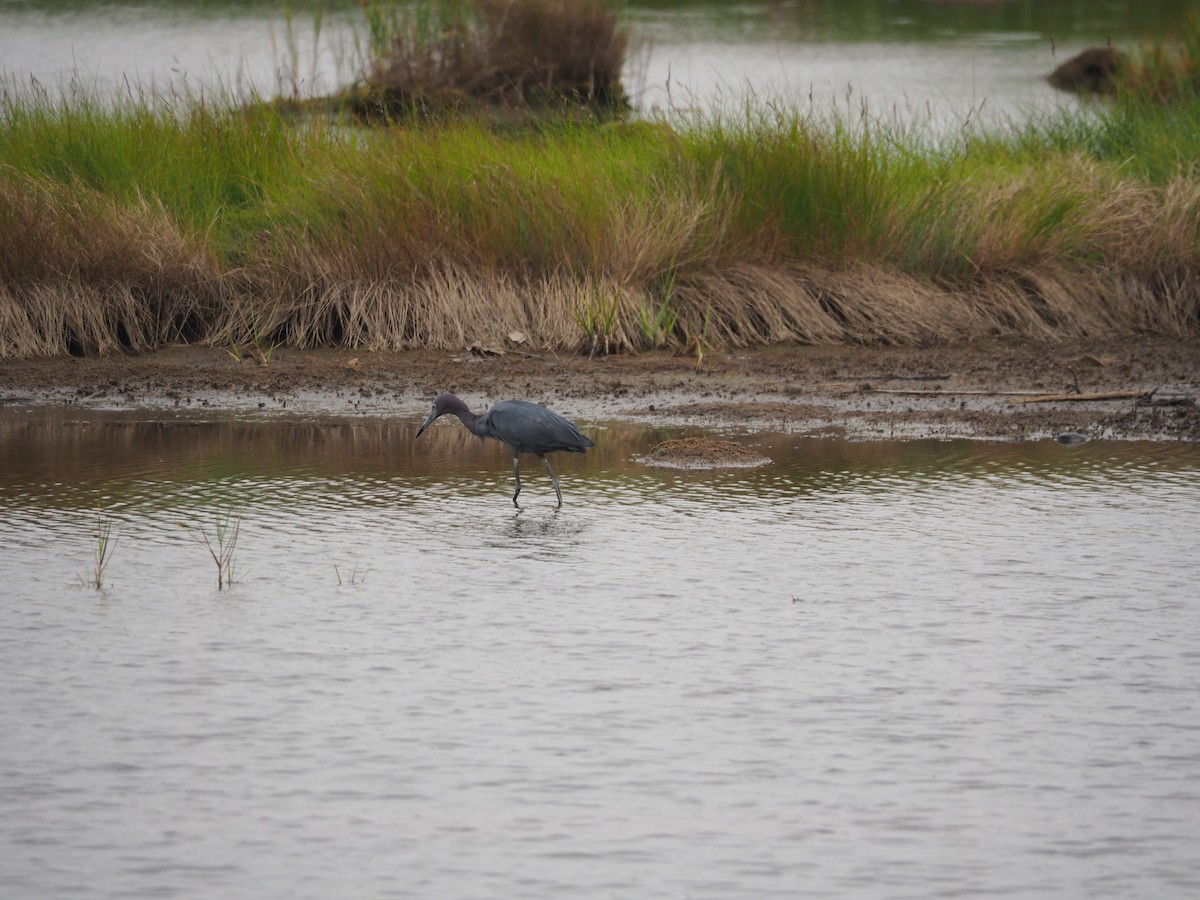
416 392 460 438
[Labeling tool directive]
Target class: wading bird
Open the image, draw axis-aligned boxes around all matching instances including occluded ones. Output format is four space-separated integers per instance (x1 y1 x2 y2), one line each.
416 393 595 508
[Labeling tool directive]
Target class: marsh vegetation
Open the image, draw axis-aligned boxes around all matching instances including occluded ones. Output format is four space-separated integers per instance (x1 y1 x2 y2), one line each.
2 1 1200 360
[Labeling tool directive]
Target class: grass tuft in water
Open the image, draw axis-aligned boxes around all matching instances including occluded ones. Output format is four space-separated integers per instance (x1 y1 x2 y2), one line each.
181 504 242 591
79 505 118 590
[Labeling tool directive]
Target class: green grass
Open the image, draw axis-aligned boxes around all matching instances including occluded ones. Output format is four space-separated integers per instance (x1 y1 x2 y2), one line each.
0 93 300 235
180 503 241 591
79 505 118 590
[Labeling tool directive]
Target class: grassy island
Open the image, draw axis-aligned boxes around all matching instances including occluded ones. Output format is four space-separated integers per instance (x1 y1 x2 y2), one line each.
2 1 1199 359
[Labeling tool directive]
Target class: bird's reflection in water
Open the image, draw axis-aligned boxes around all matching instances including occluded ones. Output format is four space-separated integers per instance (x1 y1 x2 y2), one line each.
495 505 591 554
508 505 559 536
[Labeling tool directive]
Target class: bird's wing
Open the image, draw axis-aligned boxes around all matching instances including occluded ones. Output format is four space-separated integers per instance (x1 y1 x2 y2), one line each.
485 401 590 453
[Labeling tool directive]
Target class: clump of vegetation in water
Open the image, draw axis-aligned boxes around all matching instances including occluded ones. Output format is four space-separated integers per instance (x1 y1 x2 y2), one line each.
644 437 771 469
294 0 630 124
181 504 241 591
79 506 118 590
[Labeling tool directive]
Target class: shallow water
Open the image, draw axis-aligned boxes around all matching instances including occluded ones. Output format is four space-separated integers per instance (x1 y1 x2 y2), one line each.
0 0 1191 127
2 405 1199 898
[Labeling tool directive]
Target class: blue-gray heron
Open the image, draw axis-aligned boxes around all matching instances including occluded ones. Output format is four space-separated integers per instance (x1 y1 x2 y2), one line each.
417 392 594 507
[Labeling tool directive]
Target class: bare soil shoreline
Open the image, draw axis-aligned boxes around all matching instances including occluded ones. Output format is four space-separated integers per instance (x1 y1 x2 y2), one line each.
1 337 1198 443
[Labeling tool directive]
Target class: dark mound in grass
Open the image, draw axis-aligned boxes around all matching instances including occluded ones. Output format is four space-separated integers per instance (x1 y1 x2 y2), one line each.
348 0 629 122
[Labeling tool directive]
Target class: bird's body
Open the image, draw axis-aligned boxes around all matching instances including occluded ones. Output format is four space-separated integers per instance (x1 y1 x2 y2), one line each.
416 393 594 507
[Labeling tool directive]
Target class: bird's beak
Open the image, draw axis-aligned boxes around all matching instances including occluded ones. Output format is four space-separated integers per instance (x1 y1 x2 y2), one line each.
416 408 438 438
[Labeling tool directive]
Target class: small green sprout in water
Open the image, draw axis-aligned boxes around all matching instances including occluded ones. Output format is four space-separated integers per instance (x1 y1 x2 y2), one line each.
180 504 242 590
80 505 118 590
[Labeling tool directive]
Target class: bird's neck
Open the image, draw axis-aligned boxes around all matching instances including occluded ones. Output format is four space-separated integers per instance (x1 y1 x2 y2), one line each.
449 404 483 436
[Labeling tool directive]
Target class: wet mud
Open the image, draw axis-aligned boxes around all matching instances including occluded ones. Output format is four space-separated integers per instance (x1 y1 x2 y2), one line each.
1 337 1198 442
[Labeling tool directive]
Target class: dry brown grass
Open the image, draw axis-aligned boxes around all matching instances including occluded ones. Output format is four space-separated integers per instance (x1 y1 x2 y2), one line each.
0 172 223 356
210 260 1196 359
3 258 1195 362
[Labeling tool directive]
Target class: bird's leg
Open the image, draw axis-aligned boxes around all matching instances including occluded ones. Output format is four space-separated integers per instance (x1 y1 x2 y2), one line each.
511 455 522 507
541 456 563 508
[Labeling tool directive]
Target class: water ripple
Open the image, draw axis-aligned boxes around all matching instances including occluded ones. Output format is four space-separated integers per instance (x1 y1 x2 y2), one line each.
2 410 1199 898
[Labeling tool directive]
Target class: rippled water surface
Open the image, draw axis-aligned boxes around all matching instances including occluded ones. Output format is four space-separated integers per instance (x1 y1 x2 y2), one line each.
2 406 1199 898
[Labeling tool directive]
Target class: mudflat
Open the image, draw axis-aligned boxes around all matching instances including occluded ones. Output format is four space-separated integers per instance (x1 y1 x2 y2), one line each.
1 337 1197 442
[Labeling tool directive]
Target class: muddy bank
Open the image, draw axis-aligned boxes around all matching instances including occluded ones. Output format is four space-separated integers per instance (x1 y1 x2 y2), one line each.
0 338 1197 442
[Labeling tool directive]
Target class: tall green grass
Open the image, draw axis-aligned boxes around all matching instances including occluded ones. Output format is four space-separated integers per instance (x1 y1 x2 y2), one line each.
2 70 1199 357
0 91 306 237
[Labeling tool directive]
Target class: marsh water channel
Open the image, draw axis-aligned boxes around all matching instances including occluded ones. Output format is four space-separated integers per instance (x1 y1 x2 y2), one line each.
1 0 1195 127
2 403 1199 898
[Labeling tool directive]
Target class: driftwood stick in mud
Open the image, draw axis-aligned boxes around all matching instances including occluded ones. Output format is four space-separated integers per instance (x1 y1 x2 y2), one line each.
1136 393 1197 408
858 388 1047 397
1013 390 1147 405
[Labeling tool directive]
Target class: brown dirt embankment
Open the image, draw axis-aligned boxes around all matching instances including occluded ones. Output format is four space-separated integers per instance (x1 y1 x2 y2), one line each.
0 337 1197 442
